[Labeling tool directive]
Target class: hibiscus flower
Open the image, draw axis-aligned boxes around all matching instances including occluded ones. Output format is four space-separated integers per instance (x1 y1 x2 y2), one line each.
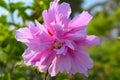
16 0 100 77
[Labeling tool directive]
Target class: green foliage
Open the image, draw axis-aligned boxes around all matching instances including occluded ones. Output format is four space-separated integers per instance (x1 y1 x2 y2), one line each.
0 0 7 9
0 0 120 80
87 8 120 36
89 40 120 80
9 2 25 13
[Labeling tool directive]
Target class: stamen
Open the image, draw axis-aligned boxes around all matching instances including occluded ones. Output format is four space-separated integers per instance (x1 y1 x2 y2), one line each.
54 42 62 49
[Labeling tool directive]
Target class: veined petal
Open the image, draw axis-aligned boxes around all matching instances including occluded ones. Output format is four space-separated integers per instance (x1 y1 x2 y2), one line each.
22 48 37 65
48 57 58 76
36 50 55 72
29 23 40 36
55 45 67 55
54 24 64 36
49 54 71 77
57 54 71 73
78 35 100 46
58 2 71 18
35 20 45 31
42 10 49 25
50 0 59 9
68 11 93 29
16 28 32 43
65 40 75 50
69 48 93 77
65 29 86 41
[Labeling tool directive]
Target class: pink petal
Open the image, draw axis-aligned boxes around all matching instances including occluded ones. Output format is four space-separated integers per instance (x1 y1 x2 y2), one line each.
35 20 43 28
25 33 53 52
65 40 75 50
50 0 59 9
54 24 64 37
78 35 100 46
65 29 86 41
48 57 58 76
42 10 56 36
36 50 55 72
42 10 49 26
44 0 59 25
58 2 71 18
55 45 67 55
69 48 93 77
57 54 71 73
49 54 71 76
16 28 32 43
29 23 39 35
22 48 37 65
28 50 44 65
68 11 93 29
34 20 46 33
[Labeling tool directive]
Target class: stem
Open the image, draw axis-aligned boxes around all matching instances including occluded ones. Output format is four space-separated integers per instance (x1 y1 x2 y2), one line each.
69 75 73 80
8 0 15 23
43 71 48 80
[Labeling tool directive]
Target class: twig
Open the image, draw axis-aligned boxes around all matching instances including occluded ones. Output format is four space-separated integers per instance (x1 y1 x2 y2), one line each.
43 71 48 80
69 75 73 80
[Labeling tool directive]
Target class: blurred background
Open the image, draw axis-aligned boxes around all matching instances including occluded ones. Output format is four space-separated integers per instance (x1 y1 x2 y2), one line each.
0 0 120 80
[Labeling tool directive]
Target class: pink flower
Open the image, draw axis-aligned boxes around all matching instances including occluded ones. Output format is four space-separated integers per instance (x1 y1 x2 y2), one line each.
16 0 100 77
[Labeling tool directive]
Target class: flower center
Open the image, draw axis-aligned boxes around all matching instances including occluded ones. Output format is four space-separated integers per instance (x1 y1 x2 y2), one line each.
54 42 62 49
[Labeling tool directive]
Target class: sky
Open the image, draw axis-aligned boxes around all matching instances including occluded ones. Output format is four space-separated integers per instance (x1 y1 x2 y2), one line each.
82 0 106 9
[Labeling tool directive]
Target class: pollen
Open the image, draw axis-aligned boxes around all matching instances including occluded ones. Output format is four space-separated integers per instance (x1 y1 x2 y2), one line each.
54 42 62 49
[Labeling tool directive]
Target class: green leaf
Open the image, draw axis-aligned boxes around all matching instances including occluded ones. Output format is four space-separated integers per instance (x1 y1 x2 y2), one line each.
0 15 7 24
9 2 25 13
0 0 7 9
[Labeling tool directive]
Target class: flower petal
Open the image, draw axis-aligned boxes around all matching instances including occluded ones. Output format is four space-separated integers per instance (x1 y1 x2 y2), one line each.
42 10 50 25
22 48 37 65
78 35 100 46
55 45 67 55
57 54 71 73
54 24 64 36
58 2 71 18
16 28 32 43
65 29 86 41
48 57 58 76
65 40 75 50
69 48 93 77
49 54 71 76
68 11 93 29
36 50 55 72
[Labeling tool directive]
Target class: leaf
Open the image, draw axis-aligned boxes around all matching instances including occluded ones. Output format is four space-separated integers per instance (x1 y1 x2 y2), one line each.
0 0 7 9
0 15 7 24
9 2 25 13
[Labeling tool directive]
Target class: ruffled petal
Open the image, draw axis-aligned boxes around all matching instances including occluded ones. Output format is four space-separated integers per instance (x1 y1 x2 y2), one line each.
48 57 58 76
69 48 93 77
68 11 93 29
16 28 32 43
65 29 86 41
36 50 55 72
22 48 38 65
58 2 71 18
50 0 59 10
49 54 71 76
54 24 64 37
42 10 50 26
65 40 75 50
78 35 100 46
23 49 55 72
55 45 67 55
57 54 71 73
